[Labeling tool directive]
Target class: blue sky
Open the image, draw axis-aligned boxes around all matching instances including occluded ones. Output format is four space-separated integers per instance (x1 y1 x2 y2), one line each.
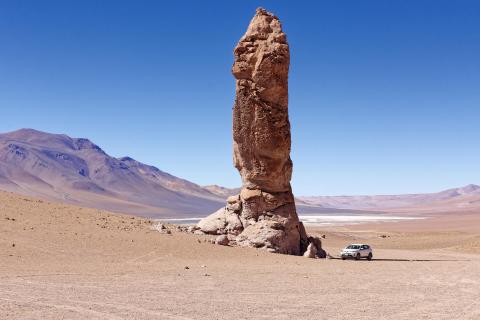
1 0 479 195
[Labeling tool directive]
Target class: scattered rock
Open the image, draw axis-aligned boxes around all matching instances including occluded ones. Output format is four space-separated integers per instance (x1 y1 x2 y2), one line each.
151 223 172 234
184 266 190 270
215 235 229 246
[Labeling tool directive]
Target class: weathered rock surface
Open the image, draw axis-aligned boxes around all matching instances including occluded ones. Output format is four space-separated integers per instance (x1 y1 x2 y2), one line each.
198 8 322 256
232 7 292 193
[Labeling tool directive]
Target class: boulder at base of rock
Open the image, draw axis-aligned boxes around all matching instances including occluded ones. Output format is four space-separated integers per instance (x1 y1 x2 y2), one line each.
215 235 230 246
197 206 243 235
303 243 318 258
197 208 227 234
235 216 303 254
308 236 327 258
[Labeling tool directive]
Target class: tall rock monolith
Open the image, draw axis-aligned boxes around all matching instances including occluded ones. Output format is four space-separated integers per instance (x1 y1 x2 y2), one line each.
198 8 322 256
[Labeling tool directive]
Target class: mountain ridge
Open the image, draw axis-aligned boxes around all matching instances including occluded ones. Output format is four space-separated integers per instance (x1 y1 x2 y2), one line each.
0 128 225 217
299 184 480 212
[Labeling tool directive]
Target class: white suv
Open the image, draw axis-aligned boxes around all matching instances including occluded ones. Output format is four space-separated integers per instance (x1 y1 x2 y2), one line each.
341 244 373 260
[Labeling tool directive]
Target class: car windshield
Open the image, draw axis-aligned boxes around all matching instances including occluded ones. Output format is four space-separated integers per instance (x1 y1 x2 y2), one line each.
346 245 361 249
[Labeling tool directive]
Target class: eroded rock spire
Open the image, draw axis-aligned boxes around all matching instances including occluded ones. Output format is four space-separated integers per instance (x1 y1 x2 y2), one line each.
197 8 324 256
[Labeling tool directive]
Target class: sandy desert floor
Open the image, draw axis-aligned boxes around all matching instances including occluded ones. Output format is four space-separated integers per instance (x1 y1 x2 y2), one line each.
1 191 479 320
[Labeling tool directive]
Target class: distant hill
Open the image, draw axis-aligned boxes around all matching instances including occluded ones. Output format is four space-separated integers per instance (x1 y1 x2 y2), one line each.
299 184 480 212
203 185 241 198
0 129 226 218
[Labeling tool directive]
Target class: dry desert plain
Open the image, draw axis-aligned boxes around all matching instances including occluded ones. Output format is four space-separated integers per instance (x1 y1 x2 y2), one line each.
1 190 480 320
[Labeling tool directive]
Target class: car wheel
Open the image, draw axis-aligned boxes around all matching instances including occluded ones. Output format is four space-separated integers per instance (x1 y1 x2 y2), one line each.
341 257 346 260
355 253 360 260
367 253 373 261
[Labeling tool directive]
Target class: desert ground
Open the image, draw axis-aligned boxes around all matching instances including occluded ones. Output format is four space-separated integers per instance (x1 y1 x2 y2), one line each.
1 190 479 320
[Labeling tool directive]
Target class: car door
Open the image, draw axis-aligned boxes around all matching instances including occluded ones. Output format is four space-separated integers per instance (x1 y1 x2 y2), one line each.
360 245 368 257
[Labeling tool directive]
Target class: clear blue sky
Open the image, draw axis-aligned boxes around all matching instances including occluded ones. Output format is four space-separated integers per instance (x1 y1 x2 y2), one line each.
1 0 479 196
